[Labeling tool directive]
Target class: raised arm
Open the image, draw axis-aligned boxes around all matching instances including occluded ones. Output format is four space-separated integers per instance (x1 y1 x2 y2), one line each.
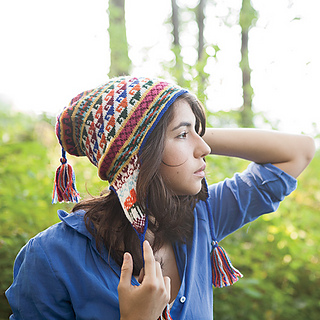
203 128 315 178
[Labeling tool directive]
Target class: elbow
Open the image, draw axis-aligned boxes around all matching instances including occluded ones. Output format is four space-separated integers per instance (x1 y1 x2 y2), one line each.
294 135 316 178
283 135 316 178
303 135 316 166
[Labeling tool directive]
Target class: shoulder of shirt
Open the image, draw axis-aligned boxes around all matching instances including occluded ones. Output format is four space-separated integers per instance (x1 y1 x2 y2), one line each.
25 209 92 253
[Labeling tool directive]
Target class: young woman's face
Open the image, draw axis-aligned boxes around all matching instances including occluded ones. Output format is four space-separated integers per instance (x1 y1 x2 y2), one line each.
159 99 211 195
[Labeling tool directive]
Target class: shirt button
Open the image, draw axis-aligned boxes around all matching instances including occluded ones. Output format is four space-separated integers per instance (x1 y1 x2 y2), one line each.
180 296 186 303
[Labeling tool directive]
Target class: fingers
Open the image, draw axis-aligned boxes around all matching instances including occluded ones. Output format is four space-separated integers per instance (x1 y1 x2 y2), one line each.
138 267 145 284
143 240 156 280
163 276 171 299
119 241 171 301
118 242 171 319
142 241 171 304
118 252 133 291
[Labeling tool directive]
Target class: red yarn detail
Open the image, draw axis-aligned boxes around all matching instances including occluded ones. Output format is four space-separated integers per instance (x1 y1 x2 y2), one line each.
158 305 173 320
52 161 80 203
123 189 137 210
211 241 243 288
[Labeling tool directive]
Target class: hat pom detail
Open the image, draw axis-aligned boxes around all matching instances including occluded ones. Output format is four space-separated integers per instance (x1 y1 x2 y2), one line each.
52 149 80 203
211 240 243 288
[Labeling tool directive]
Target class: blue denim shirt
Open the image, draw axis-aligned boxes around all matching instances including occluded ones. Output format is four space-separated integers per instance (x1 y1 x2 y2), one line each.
6 163 297 320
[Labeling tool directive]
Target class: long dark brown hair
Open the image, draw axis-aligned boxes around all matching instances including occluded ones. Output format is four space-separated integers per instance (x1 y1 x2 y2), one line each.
72 93 208 275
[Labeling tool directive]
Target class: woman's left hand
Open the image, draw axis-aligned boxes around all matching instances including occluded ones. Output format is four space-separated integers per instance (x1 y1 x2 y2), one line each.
118 240 171 320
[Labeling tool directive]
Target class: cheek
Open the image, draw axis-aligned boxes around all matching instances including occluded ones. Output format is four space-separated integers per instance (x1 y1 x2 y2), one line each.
159 163 177 179
162 143 188 167
159 164 184 190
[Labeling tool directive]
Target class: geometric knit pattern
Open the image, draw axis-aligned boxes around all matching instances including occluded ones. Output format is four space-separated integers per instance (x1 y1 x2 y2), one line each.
56 76 187 234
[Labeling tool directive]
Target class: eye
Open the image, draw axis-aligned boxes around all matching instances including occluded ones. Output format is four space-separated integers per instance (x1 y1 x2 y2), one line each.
177 131 188 139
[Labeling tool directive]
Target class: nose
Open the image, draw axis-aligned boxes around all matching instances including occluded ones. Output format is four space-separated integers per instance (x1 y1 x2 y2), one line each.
194 135 211 158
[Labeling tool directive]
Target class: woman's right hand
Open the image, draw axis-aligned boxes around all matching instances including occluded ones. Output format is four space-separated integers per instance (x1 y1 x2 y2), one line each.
118 240 171 320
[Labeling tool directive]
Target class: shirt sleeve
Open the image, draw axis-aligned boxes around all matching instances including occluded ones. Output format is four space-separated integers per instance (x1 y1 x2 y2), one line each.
207 162 297 242
5 237 75 320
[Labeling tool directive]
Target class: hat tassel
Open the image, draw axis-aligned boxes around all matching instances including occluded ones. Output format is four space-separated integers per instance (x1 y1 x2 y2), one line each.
211 240 243 288
52 149 80 203
158 305 173 320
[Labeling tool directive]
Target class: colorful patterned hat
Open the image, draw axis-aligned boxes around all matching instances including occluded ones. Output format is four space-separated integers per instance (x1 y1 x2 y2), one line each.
53 76 242 294
53 76 187 239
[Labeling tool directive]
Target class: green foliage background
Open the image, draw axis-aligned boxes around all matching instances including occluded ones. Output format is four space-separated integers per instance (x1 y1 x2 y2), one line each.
0 105 106 318
206 154 320 319
0 101 319 319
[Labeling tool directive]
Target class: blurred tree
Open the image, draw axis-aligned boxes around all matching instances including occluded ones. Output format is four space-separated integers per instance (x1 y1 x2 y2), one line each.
196 0 207 96
196 0 206 62
170 0 185 87
239 0 257 127
168 0 217 105
108 0 131 77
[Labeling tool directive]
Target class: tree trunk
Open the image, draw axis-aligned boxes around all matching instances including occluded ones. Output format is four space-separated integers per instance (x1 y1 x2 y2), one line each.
171 0 180 47
197 0 206 62
171 0 184 86
196 0 207 99
239 0 256 127
108 0 131 78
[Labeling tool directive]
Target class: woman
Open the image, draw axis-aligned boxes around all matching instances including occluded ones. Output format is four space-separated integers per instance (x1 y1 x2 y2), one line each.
6 76 315 320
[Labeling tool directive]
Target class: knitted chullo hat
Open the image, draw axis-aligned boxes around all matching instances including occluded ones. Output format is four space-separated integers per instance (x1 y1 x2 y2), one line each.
53 76 187 238
53 76 242 296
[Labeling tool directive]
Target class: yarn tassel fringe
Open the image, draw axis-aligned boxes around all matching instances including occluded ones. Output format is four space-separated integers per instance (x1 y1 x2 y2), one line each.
211 241 243 288
158 305 173 320
52 149 80 203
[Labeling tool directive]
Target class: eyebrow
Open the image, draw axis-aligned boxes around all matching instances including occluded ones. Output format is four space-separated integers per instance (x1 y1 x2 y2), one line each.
171 121 192 131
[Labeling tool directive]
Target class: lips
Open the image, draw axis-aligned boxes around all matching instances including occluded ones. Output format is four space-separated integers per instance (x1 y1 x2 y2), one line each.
194 164 206 177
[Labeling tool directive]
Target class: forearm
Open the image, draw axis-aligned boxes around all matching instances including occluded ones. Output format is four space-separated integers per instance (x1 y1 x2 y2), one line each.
203 128 315 178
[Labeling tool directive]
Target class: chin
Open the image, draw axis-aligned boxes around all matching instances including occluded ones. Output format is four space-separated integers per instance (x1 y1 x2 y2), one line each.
178 186 202 196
